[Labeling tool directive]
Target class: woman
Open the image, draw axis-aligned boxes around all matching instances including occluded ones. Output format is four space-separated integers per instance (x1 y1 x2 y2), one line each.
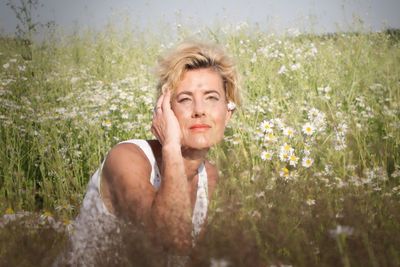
65 41 240 266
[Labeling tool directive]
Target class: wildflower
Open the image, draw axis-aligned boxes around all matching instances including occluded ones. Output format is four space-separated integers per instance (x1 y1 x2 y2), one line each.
391 169 400 178
227 101 236 111
306 199 316 206
303 148 311 156
255 191 265 198
302 157 314 168
210 258 230 267
250 210 261 220
70 77 80 84
281 143 293 153
18 65 26 71
260 120 274 133
55 107 67 115
102 120 112 128
289 154 299 166
273 118 285 130
63 219 73 232
279 167 290 178
333 122 348 151
307 108 326 132
253 128 263 139
279 143 293 162
310 43 318 56
3 63 10 69
260 150 273 161
41 210 54 220
278 65 287 74
283 127 295 138
302 122 315 136
250 53 257 63
109 104 118 112
329 225 354 238
290 62 301 71
264 132 277 143
5 207 14 214
279 150 289 162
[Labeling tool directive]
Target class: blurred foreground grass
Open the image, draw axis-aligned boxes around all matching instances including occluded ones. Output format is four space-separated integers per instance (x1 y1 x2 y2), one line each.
0 26 399 266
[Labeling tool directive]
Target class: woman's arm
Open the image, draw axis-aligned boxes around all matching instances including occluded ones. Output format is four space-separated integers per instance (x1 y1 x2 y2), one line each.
102 140 194 254
151 143 192 253
150 90 193 253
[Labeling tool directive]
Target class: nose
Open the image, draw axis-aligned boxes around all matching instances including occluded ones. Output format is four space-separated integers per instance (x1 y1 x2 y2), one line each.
192 99 206 118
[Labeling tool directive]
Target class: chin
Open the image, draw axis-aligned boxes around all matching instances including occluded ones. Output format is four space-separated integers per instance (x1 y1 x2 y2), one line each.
183 134 224 150
183 138 214 150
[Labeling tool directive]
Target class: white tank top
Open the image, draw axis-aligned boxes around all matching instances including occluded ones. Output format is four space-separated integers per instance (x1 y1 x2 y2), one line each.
67 139 209 265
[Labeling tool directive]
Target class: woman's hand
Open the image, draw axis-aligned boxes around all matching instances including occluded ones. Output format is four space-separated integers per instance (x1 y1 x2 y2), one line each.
151 90 182 146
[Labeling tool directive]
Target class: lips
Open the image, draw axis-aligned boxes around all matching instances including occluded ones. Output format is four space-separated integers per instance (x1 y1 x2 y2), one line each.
189 124 211 130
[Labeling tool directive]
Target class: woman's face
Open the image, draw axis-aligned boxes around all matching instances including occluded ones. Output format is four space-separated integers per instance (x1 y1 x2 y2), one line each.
171 68 232 150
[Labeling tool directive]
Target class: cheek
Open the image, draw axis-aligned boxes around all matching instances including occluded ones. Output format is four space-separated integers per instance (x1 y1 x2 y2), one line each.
212 112 229 133
174 110 190 130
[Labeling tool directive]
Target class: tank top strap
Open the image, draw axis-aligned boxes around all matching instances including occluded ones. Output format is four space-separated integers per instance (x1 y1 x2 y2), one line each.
118 139 161 189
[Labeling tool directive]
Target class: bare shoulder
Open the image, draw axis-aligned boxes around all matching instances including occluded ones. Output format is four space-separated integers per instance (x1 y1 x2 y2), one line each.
102 142 151 179
101 142 156 219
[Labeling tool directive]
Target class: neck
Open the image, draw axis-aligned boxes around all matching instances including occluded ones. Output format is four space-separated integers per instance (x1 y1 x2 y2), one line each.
181 146 208 181
150 139 208 182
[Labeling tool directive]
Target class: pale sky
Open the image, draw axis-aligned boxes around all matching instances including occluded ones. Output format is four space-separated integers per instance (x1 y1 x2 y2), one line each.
1 0 399 37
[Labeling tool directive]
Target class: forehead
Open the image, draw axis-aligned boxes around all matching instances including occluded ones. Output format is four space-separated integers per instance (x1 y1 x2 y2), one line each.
175 68 224 94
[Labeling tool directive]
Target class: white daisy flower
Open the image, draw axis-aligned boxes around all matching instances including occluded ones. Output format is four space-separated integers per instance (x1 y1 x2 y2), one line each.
260 150 273 161
283 127 295 138
260 120 274 133
302 157 314 168
227 101 236 111
102 120 112 128
279 143 294 162
289 154 299 166
302 122 315 136
281 143 294 154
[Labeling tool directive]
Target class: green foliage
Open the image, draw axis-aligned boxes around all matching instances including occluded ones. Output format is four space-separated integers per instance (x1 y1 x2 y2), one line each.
0 25 399 266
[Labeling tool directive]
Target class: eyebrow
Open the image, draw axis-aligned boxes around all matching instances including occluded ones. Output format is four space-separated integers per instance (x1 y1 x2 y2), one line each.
176 90 221 97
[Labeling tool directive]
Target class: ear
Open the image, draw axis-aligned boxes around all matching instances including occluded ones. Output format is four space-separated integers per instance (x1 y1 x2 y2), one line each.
224 109 232 127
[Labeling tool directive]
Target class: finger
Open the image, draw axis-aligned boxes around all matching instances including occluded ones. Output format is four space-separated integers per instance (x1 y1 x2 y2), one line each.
151 127 160 142
162 89 172 111
155 93 165 111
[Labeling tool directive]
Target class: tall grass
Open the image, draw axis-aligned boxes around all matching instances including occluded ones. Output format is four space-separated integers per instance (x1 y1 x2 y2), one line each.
0 25 399 266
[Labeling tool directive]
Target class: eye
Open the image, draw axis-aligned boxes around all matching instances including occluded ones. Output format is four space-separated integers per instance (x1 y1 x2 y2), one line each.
178 97 191 103
207 95 220 101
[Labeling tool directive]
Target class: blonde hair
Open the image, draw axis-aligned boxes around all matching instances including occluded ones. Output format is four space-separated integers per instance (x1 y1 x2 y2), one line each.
155 41 240 105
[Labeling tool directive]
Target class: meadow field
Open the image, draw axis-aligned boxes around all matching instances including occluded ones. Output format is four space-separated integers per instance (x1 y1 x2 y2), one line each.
0 25 399 266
